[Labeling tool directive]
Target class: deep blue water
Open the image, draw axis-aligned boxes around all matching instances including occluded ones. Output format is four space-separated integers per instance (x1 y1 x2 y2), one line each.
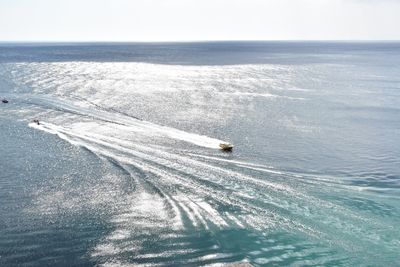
1 42 400 266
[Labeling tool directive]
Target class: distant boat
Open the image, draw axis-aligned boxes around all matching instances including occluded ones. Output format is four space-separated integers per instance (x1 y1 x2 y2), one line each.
2 99 8 103
219 143 233 151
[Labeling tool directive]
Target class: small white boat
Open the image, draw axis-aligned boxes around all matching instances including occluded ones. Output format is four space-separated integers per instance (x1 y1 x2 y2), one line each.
219 143 233 151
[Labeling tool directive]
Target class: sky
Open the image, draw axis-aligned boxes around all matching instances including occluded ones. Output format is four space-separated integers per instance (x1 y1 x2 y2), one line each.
0 0 399 41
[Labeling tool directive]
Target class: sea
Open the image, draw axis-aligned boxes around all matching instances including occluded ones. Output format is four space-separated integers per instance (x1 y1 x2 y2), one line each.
0 42 399 266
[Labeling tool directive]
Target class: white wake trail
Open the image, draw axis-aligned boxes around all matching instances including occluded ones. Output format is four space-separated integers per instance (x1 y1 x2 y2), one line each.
28 96 228 149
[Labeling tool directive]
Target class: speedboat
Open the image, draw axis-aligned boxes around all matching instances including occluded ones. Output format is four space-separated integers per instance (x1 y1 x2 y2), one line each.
2 99 8 103
219 143 233 151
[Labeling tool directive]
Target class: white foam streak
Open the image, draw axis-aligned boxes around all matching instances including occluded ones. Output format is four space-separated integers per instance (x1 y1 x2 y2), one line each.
29 95 226 149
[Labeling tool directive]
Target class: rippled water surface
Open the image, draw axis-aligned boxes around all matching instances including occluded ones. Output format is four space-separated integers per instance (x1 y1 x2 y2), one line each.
1 42 400 266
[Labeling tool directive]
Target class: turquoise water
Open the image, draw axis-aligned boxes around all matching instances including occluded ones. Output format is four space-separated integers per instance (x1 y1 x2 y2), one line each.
1 42 399 266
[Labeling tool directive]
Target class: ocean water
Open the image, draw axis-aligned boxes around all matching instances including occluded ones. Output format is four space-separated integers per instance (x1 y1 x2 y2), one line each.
0 42 399 266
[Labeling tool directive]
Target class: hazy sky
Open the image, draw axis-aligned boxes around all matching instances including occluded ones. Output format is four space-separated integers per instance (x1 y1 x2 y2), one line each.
1 0 399 41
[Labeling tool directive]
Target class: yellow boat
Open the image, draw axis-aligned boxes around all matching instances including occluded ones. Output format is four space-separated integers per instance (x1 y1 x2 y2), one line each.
219 143 233 151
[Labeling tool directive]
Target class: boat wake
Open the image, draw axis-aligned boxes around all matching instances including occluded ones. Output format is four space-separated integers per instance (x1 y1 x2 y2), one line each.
27 106 398 265
2 60 395 266
25 94 227 149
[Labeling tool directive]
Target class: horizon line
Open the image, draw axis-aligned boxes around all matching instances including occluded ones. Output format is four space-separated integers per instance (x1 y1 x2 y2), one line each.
1 39 400 44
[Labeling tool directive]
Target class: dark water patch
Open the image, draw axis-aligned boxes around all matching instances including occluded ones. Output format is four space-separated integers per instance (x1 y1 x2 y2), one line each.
0 41 399 65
